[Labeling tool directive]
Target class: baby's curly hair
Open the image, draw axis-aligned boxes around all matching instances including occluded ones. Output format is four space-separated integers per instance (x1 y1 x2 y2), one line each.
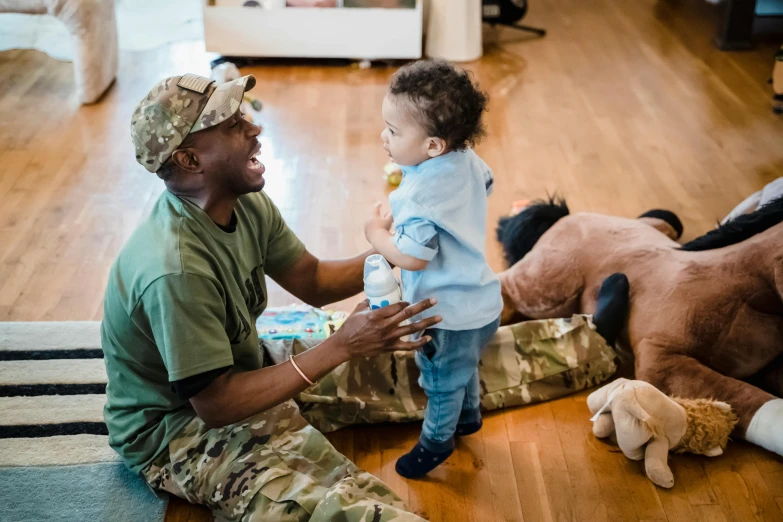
389 60 489 150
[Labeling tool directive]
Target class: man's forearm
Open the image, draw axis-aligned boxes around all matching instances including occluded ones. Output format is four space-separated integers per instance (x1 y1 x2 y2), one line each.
309 249 374 306
191 336 350 428
272 249 385 308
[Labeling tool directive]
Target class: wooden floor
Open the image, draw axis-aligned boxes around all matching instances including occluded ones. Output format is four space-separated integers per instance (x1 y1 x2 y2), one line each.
2 0 782 520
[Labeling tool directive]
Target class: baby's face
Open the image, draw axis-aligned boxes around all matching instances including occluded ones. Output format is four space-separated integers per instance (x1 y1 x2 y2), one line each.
381 94 432 167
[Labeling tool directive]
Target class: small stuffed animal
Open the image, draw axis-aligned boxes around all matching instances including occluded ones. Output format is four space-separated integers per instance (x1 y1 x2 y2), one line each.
587 378 738 488
384 162 403 187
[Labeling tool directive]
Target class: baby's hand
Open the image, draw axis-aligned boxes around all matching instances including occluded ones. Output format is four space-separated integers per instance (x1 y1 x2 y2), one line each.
364 202 393 243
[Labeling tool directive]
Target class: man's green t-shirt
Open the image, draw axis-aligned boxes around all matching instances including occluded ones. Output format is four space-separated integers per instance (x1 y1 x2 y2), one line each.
101 190 305 474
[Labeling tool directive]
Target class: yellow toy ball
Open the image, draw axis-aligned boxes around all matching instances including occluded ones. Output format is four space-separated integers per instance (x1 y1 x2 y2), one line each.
384 162 403 187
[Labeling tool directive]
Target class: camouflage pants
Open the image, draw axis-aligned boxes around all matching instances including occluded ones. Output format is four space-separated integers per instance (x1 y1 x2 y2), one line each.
143 315 615 520
143 400 426 521
271 315 617 433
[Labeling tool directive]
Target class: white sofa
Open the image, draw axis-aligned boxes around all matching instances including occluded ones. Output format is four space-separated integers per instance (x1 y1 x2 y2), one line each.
0 0 118 104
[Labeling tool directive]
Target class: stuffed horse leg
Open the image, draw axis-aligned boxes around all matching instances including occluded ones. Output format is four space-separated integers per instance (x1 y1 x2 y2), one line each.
634 340 783 456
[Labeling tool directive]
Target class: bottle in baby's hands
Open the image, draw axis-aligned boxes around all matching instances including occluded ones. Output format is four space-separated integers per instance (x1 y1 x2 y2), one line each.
363 254 402 309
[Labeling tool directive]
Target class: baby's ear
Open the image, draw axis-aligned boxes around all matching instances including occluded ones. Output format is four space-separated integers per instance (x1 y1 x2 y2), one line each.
426 137 448 158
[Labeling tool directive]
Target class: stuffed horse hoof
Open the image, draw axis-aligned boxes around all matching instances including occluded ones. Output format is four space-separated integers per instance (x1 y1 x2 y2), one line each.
587 379 738 488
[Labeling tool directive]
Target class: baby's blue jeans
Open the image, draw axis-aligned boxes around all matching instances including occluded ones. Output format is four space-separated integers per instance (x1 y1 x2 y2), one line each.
414 317 500 452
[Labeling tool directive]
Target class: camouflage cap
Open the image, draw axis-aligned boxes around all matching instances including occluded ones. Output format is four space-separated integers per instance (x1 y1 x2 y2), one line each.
131 73 257 173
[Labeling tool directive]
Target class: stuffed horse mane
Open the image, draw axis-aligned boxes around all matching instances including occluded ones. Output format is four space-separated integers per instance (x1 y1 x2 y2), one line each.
496 196 569 266
498 195 783 266
680 195 783 251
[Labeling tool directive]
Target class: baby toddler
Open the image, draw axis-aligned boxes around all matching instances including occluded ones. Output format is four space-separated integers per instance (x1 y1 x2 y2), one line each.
365 60 502 478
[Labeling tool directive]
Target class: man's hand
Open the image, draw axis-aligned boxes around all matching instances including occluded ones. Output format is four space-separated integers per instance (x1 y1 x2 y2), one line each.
332 298 441 360
190 297 441 428
364 202 394 244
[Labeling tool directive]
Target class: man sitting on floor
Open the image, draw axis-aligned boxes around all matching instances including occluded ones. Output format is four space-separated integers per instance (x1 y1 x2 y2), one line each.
100 73 441 521
101 72 621 521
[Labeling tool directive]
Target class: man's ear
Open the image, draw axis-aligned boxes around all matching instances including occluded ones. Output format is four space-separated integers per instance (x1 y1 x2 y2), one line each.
170 148 200 173
426 137 448 158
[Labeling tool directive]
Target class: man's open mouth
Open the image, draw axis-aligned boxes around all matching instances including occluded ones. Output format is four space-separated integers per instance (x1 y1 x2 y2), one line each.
248 142 263 170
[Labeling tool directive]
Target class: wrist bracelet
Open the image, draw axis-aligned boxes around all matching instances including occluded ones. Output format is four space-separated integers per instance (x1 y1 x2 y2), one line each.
288 355 315 386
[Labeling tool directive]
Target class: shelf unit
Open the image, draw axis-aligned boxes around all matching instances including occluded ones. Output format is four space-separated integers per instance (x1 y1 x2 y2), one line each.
203 1 423 59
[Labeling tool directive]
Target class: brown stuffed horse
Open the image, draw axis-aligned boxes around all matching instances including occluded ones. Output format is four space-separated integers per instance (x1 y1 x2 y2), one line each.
497 197 783 458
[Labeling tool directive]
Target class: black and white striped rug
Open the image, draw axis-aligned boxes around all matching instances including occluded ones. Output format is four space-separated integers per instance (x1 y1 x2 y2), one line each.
0 322 166 522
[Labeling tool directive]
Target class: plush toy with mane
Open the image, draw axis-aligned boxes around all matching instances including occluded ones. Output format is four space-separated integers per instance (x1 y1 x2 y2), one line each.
496 196 783 459
587 378 738 487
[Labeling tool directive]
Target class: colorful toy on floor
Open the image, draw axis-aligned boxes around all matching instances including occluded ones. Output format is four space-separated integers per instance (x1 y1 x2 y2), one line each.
257 305 347 341
509 199 531 215
588 378 737 488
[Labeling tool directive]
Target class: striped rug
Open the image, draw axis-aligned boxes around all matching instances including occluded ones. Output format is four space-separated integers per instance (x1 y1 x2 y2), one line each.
0 321 167 522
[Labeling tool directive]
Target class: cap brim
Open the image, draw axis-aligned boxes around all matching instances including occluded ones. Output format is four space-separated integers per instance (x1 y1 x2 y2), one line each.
190 74 257 133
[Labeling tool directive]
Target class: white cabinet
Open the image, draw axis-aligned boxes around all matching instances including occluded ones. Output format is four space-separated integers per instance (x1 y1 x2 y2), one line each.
203 2 423 59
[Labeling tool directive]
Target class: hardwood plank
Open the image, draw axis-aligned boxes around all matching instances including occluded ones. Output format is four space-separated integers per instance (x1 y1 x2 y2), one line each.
619 456 667 520
505 402 577 521
44 262 111 321
454 428 499 522
482 412 525 522
3 262 80 321
674 455 719 506
732 448 783 522
766 472 783 498
655 456 703 521
703 445 783 522
352 424 382 486
551 396 614 522
324 426 355 463
694 504 730 522
164 497 212 522
749 443 783 475
656 482 699 522
376 423 416 510
511 441 555 522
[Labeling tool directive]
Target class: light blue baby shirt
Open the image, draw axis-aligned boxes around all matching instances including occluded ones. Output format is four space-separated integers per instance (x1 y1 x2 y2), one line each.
389 149 502 331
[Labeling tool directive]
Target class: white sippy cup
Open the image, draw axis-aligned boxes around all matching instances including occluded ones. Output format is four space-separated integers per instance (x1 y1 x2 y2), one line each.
363 254 402 309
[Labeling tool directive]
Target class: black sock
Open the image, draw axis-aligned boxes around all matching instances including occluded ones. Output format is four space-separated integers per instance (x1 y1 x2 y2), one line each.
396 441 453 479
593 273 630 347
455 419 482 436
